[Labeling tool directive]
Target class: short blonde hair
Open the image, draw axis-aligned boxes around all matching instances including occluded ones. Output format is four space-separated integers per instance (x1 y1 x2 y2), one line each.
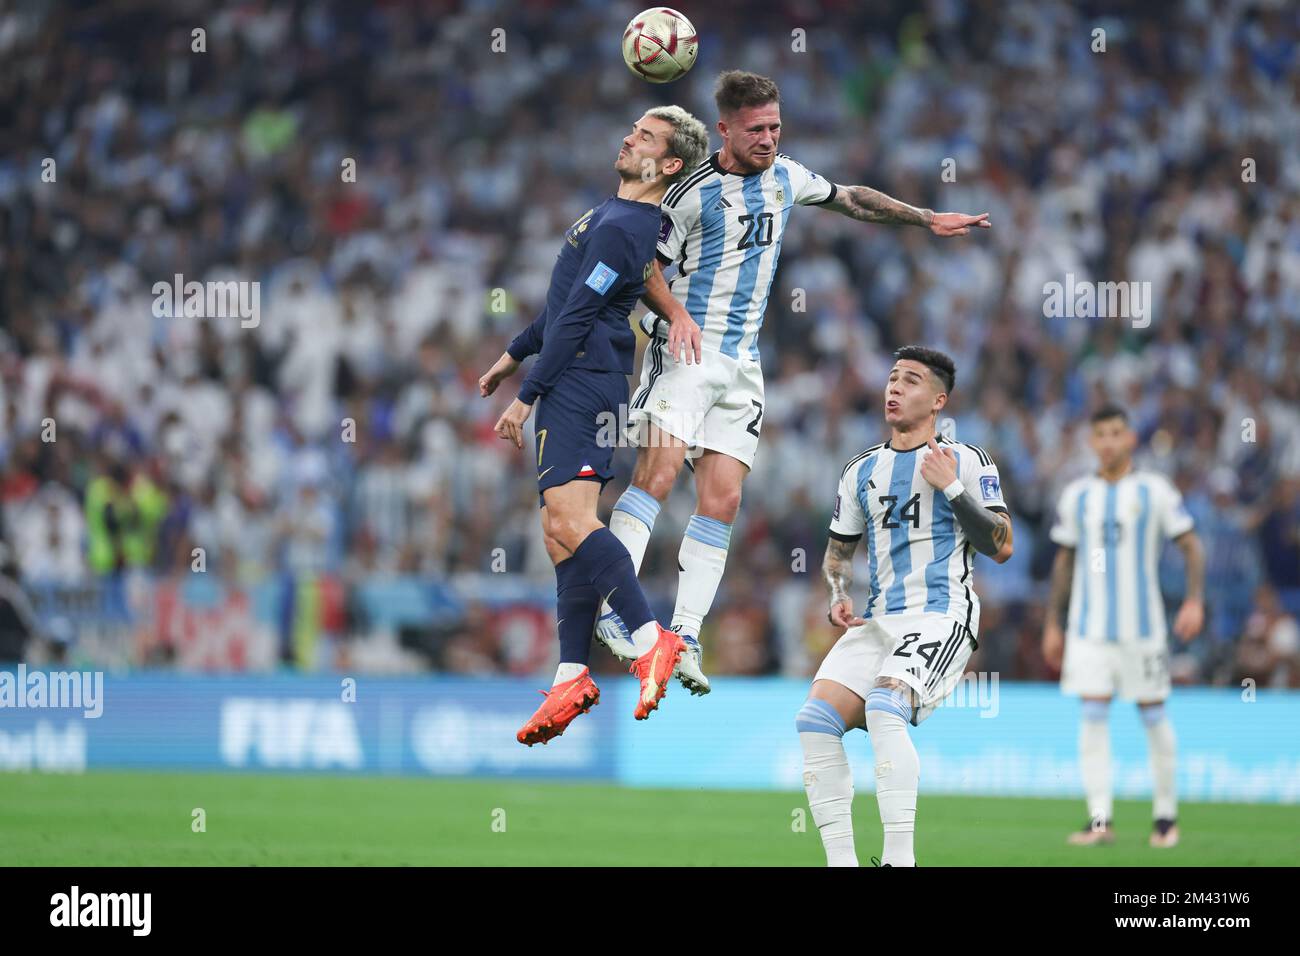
644 105 709 183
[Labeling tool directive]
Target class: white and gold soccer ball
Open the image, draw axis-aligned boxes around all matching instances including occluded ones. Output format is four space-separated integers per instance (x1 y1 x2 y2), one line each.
621 8 699 84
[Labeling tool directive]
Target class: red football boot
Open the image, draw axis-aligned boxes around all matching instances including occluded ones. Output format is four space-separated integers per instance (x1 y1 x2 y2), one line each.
630 625 686 720
516 668 600 746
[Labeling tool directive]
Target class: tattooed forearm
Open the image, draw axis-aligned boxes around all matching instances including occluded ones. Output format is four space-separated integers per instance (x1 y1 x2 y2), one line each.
1175 531 1205 602
830 185 934 226
823 536 858 604
1047 547 1074 627
949 493 1012 557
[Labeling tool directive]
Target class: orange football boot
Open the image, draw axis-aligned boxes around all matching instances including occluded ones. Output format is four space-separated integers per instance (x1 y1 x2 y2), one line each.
630 625 686 720
516 668 600 746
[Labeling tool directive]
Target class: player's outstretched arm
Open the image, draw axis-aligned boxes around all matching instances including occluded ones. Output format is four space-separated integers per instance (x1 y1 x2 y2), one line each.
1171 531 1206 642
823 536 866 628
821 184 990 236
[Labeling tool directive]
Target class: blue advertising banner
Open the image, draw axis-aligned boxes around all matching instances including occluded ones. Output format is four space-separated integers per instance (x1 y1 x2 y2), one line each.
619 678 1300 803
2 670 1298 803
0 671 617 781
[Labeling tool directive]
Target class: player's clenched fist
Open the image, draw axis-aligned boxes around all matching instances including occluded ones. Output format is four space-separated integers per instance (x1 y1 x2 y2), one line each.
827 597 866 629
919 438 958 489
479 352 521 397
494 398 533 449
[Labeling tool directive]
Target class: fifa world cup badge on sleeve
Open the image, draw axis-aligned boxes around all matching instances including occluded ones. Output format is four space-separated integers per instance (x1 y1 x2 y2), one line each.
585 262 618 295
980 475 1001 500
833 493 842 520
658 215 673 244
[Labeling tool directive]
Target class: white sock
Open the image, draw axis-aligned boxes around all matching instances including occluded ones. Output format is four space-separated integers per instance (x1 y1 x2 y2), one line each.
629 621 659 654
671 515 731 639
1080 700 1113 823
554 663 586 684
608 486 658 576
1141 704 1178 821
797 699 857 867
865 688 918 867
604 487 661 656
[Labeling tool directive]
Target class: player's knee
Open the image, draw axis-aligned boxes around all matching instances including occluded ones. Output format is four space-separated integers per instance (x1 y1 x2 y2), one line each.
542 533 570 565
1082 698 1110 723
635 465 678 501
546 514 586 552
698 485 741 523
795 698 847 738
1138 702 1166 726
865 684 913 725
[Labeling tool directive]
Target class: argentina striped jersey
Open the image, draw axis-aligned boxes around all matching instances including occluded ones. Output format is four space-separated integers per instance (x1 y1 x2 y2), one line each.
652 151 836 360
1050 470 1194 642
827 436 1007 634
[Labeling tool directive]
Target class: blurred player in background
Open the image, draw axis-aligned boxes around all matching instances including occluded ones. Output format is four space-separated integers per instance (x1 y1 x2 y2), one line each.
595 70 991 696
1043 405 1206 848
478 107 710 743
797 347 1013 866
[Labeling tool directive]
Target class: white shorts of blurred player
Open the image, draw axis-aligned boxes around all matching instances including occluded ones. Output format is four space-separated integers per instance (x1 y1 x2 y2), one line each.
1060 638 1171 702
814 612 976 727
625 333 765 469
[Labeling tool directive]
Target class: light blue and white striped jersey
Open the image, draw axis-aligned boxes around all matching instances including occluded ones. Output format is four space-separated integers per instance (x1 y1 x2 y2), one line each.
828 436 1006 634
652 151 836 360
1050 470 1194 643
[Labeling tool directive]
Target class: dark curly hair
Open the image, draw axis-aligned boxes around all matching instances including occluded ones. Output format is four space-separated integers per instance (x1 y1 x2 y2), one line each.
894 345 956 394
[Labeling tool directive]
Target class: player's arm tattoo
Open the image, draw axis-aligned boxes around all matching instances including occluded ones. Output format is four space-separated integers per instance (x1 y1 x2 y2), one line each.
824 184 933 227
949 494 1012 558
822 536 858 607
1173 531 1205 602
1047 546 1074 627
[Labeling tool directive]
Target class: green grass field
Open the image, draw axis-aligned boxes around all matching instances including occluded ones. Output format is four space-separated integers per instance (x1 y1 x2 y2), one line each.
2 770 1296 865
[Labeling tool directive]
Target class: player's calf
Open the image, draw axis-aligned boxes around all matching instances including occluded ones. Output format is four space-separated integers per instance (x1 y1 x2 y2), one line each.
797 694 859 867
864 679 920 867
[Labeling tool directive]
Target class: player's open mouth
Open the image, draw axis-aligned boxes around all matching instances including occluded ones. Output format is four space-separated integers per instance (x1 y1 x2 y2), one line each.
886 401 900 411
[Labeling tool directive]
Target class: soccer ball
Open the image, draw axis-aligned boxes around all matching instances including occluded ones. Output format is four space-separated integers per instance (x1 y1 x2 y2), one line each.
622 8 699 84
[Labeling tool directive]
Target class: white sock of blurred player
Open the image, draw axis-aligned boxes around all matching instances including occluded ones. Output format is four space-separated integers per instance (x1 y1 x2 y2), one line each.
797 698 857 866
1140 702 1177 820
1080 698 1113 823
865 686 918 866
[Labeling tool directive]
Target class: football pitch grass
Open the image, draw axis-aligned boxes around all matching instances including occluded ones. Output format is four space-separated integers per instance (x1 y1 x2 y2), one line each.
3 770 1296 866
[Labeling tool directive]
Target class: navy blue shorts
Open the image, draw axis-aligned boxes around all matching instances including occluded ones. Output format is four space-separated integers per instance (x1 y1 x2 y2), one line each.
534 368 627 506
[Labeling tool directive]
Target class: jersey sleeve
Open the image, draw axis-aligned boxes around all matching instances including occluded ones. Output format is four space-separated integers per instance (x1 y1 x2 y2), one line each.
958 447 1007 512
1157 476 1195 540
828 461 867 540
517 223 637 405
506 306 548 361
1049 483 1079 547
656 187 700 263
782 156 837 206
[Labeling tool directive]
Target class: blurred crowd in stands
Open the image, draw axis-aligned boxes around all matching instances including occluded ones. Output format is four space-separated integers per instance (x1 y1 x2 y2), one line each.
0 0 1297 685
